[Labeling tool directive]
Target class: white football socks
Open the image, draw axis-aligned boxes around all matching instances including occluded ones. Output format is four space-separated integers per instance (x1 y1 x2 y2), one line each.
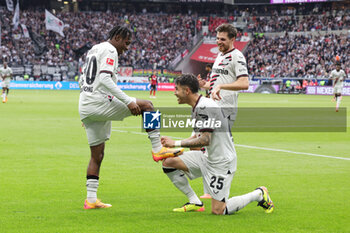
148 129 162 153
224 189 263 215
86 179 99 203
2 93 6 102
164 168 202 205
336 97 341 110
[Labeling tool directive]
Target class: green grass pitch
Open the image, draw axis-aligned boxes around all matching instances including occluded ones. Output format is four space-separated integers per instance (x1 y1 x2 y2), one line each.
0 90 349 233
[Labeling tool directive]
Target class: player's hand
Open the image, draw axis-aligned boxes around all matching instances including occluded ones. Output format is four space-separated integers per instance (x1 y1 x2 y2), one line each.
161 136 175 148
127 102 141 116
197 74 206 88
211 85 222 100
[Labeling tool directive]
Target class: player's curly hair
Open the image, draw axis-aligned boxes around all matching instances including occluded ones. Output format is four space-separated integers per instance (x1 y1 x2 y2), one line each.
108 25 132 40
216 23 237 39
175 74 199 94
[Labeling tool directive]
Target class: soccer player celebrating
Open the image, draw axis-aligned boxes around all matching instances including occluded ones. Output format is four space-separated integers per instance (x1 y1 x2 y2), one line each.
198 24 249 128
159 74 274 215
329 62 346 112
149 71 158 98
79 25 183 209
197 24 249 199
0 62 13 103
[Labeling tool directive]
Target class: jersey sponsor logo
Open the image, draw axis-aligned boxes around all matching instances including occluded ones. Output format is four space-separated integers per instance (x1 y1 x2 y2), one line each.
106 58 114 66
213 68 229 75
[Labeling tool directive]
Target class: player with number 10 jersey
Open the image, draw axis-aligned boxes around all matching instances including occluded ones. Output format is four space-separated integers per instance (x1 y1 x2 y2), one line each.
79 41 134 121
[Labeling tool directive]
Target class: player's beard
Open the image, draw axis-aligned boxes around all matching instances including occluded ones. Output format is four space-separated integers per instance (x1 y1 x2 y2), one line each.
218 44 228 53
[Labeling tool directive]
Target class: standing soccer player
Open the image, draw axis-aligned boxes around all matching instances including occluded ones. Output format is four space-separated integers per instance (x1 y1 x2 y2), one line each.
159 74 274 215
329 62 346 112
198 24 249 128
79 25 183 209
149 71 158 98
0 62 13 103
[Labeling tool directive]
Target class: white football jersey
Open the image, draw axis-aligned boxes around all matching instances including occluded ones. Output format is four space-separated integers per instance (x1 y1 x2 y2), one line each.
79 41 133 119
209 48 248 118
192 96 236 172
0 66 13 82
330 69 346 87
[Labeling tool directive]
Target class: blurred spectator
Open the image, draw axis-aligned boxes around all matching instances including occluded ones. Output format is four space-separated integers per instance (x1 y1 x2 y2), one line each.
245 33 350 79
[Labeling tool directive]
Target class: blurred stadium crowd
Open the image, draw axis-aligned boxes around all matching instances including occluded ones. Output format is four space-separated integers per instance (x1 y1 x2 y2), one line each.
0 2 349 80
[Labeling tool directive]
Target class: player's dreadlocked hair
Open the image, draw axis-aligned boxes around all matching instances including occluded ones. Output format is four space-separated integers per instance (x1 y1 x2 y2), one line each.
175 74 199 94
108 25 132 40
216 23 237 39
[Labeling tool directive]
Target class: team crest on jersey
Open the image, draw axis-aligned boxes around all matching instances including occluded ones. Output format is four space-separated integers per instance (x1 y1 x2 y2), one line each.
106 58 114 65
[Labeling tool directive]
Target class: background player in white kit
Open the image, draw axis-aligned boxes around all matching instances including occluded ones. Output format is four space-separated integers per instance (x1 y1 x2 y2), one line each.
197 23 249 198
160 74 274 215
329 62 346 112
0 62 13 103
79 25 183 209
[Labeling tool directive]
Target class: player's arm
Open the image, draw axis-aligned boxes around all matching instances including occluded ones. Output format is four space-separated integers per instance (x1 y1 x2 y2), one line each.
161 132 212 148
99 49 140 115
217 75 249 91
100 72 141 115
211 76 249 100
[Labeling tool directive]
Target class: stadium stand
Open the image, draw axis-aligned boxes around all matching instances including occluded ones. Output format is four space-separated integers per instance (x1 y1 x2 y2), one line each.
0 2 349 81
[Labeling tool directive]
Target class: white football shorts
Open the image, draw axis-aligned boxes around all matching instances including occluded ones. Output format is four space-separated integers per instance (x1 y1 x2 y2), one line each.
2 80 10 88
333 86 343 95
180 151 234 202
81 96 136 146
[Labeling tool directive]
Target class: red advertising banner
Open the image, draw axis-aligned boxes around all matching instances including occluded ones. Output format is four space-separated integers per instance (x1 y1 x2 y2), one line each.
157 83 175 91
191 41 248 63
118 67 133 77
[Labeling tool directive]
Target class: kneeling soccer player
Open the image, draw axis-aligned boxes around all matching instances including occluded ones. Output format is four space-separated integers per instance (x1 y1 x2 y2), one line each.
158 74 274 215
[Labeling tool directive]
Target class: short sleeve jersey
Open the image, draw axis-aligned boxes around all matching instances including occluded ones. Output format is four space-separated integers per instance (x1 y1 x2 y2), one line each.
0 66 13 82
150 75 158 85
330 69 346 87
209 48 248 116
79 42 119 104
192 96 236 171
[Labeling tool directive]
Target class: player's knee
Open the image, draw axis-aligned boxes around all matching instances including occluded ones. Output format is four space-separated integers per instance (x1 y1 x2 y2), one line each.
211 207 225 215
143 100 154 111
211 209 222 215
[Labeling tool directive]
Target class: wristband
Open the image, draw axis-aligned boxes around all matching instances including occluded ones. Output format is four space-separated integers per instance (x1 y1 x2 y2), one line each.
174 140 182 147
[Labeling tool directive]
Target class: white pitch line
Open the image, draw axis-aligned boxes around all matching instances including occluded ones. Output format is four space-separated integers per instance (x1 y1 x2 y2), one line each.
236 144 350 161
111 129 350 161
